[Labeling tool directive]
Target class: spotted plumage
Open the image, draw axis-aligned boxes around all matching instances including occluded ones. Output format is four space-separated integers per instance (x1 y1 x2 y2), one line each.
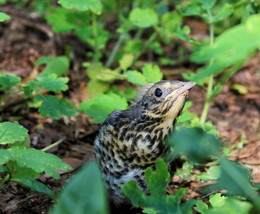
94 80 195 205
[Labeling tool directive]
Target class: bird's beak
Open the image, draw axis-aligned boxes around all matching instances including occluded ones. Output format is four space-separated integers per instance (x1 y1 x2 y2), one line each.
166 81 196 101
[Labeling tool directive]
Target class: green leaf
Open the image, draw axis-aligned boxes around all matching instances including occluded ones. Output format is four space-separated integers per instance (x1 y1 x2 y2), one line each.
129 8 158 28
7 161 40 179
122 159 195 213
167 127 221 163
38 75 69 93
205 198 252 214
0 122 28 145
8 147 72 179
213 158 259 200
119 53 134 71
209 193 227 208
194 200 208 213
12 178 56 199
189 14 260 83
35 95 76 119
46 8 78 33
0 149 10 165
141 64 163 83
51 162 108 214
0 12 10 22
58 0 102 15
0 73 21 89
124 70 148 86
35 56 69 78
87 80 109 99
196 165 221 181
80 93 128 123
178 2 202 16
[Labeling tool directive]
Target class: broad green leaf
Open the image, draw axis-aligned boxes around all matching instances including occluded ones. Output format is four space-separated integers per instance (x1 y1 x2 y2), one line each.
35 56 69 78
194 200 208 213
210 5 233 23
12 178 56 199
129 8 158 28
209 193 227 208
0 12 10 22
86 80 109 99
38 75 69 93
0 149 10 165
80 93 128 123
119 53 134 71
58 0 102 15
0 73 21 89
7 161 40 179
46 8 78 33
168 127 221 163
8 147 72 179
122 159 195 213
188 14 260 83
51 162 108 214
141 64 163 83
178 3 202 16
195 0 216 10
35 95 76 119
205 198 252 214
124 70 147 86
213 158 259 200
0 122 28 145
196 165 221 181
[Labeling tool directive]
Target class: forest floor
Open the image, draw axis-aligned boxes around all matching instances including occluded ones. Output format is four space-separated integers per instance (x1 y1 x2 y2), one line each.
0 6 259 214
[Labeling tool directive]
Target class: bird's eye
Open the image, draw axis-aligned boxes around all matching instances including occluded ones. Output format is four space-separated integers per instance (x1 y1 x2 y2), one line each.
154 88 162 97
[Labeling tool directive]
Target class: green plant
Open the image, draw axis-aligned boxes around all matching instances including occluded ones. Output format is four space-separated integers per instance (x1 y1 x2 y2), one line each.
0 122 72 198
180 1 260 123
50 162 108 214
122 159 196 214
0 56 76 119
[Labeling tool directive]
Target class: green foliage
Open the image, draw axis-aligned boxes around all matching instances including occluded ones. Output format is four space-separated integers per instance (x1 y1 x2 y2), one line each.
129 8 158 28
195 193 253 214
0 72 21 90
122 159 196 214
35 95 76 119
51 162 108 214
0 12 10 22
80 93 128 123
0 56 76 119
168 127 260 211
58 0 102 15
0 122 72 198
35 56 69 78
185 14 260 85
0 122 28 144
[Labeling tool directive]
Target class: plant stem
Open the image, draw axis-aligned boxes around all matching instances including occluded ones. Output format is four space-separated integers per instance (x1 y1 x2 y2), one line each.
200 11 215 124
92 14 99 62
0 174 10 186
134 31 158 61
105 33 126 67
41 138 65 152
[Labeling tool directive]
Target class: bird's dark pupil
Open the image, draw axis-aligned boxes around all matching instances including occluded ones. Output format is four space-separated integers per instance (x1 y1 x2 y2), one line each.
155 88 162 97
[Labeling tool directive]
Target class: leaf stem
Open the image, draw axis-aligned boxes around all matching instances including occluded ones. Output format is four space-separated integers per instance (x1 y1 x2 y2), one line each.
134 31 157 62
0 174 10 186
200 11 215 124
41 138 65 152
105 33 126 67
92 14 99 62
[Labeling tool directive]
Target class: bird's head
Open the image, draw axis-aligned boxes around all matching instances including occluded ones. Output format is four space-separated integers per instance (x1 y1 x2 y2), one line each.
137 80 195 120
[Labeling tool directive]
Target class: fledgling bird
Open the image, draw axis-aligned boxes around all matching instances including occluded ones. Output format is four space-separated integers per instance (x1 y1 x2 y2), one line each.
94 80 195 205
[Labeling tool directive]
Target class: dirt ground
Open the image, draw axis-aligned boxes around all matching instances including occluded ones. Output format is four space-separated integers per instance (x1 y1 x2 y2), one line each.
0 6 259 214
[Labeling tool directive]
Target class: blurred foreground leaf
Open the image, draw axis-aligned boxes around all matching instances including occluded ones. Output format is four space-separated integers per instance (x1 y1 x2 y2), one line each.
122 159 195 214
51 162 108 214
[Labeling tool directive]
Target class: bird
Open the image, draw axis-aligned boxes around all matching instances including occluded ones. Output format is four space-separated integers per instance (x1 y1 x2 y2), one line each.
94 80 195 206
